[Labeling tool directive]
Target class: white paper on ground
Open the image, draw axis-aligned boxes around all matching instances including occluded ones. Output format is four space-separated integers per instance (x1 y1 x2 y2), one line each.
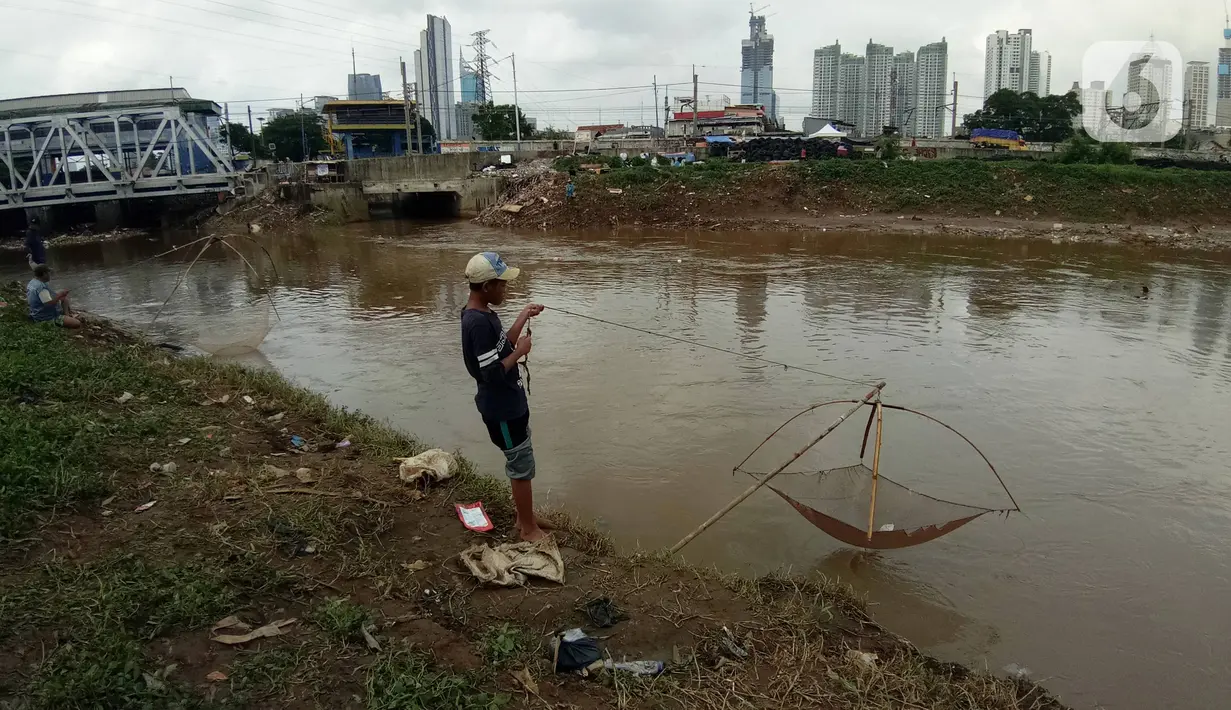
456 502 493 531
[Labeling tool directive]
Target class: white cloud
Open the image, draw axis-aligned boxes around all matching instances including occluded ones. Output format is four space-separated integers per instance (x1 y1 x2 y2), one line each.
1 0 1225 130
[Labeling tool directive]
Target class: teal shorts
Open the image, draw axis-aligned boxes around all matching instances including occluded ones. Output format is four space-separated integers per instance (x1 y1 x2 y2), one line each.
483 414 535 481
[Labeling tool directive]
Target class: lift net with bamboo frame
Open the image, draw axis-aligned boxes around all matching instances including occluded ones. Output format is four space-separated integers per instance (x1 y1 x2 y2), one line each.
149 234 281 356
731 394 1020 550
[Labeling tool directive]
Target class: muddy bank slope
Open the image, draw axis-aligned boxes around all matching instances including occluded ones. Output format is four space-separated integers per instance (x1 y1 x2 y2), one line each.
477 160 1231 250
0 293 1066 709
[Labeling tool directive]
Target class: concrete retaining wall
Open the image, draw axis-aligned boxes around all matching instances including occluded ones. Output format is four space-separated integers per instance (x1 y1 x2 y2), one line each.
307 185 369 222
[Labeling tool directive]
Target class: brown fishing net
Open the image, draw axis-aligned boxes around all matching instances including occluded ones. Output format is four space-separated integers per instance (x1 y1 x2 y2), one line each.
151 235 280 356
735 400 1018 550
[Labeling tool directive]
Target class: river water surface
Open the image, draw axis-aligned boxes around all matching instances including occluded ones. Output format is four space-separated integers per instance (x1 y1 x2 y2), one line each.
5 222 1230 709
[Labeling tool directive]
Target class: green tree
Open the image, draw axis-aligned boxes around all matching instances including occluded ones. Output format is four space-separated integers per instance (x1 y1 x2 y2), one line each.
260 112 327 162
535 126 572 140
471 103 535 142
963 89 1082 143
221 122 268 158
875 133 903 160
1058 131 1135 164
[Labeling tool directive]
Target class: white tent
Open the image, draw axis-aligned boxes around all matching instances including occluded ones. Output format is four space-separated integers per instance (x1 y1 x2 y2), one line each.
807 123 846 139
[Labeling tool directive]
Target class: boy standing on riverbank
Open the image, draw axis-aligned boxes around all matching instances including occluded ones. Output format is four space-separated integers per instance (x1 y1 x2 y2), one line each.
461 252 549 542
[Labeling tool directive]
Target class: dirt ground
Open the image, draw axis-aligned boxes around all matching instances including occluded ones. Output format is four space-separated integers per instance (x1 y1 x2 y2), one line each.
476 169 1231 251
0 306 1068 709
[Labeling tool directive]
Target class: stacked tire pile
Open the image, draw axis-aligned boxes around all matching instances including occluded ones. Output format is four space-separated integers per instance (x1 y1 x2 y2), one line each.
738 138 855 162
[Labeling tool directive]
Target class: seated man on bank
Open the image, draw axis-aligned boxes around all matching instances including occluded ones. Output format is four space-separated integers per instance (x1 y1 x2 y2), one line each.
27 265 81 329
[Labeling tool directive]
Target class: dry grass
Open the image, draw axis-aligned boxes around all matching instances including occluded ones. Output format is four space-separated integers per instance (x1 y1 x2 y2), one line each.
540 508 616 557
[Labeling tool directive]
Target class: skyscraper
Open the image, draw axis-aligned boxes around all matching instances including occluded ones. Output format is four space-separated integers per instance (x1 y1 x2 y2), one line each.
1184 61 1211 129
456 48 480 140
460 50 479 104
1080 80 1113 138
1217 29 1231 127
414 14 455 140
347 73 383 100
1127 52 1175 137
812 42 842 118
915 39 949 138
741 12 777 119
861 41 894 137
891 51 916 134
985 29 1033 98
838 54 864 134
1028 50 1052 95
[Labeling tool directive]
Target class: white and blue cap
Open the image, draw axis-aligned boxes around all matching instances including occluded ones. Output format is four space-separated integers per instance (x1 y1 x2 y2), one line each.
465 251 521 284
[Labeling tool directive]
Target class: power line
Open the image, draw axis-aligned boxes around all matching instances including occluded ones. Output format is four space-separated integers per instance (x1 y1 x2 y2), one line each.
3 1 400 66
152 0 408 53
249 0 403 36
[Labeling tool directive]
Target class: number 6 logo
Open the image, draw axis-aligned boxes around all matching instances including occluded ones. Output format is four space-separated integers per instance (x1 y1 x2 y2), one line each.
1081 41 1183 143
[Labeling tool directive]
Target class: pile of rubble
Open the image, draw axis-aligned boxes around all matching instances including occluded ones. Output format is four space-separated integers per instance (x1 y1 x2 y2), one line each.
204 187 332 232
475 172 570 229
0 226 147 250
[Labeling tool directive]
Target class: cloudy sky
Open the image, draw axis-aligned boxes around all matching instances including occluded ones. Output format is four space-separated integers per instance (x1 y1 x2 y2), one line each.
2 0 1226 130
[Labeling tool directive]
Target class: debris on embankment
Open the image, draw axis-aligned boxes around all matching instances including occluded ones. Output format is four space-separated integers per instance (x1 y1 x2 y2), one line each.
476 160 1231 250
0 290 1069 710
200 184 337 232
1 226 148 251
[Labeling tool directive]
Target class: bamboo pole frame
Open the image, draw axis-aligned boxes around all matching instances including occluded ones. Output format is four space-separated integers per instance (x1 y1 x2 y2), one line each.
669 382 886 555
866 402 883 542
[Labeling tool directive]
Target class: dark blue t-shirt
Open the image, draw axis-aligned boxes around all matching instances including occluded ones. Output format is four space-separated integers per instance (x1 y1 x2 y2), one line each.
25 225 46 265
461 308 528 422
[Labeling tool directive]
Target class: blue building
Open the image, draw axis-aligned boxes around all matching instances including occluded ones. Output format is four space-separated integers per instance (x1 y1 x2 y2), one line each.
461 59 479 104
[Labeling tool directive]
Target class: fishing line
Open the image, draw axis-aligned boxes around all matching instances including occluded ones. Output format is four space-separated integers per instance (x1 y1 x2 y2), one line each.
541 304 881 389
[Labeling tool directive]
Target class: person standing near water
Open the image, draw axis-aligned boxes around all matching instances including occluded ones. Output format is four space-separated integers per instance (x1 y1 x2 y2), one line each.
25 216 46 268
460 252 550 542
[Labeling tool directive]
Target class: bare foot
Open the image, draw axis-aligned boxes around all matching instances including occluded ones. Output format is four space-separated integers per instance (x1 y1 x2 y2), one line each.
519 525 548 543
514 515 556 532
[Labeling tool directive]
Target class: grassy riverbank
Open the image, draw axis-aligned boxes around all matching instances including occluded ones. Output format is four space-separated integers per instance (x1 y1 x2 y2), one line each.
478 159 1231 248
0 292 1066 709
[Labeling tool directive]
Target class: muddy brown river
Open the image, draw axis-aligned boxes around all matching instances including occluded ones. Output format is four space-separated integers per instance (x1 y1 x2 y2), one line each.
5 222 1230 709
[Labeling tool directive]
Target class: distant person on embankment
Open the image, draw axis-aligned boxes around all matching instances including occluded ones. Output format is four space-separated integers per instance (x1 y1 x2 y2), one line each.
460 252 550 542
27 264 81 329
25 217 46 268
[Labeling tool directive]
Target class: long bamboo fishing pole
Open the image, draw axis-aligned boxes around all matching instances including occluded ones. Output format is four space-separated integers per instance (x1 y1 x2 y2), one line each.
866 402 883 542
151 237 217 324
669 381 886 555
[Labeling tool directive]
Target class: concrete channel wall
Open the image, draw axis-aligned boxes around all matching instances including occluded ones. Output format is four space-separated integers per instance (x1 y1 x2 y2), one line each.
271 151 568 222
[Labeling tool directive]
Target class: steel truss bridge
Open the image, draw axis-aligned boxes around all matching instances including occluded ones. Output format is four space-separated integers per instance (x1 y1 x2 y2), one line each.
0 99 239 211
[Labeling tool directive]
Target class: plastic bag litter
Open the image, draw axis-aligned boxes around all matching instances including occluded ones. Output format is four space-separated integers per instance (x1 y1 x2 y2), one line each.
395 449 454 486
551 628 601 673
1004 663 1031 679
602 660 664 676
582 597 626 628
846 649 878 670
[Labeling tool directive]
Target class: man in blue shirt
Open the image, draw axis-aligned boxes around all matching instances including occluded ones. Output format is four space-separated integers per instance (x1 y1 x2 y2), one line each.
460 252 548 542
25 217 47 268
27 264 81 329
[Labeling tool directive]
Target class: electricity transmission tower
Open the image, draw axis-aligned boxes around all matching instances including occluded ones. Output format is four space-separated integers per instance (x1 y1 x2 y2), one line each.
470 30 496 103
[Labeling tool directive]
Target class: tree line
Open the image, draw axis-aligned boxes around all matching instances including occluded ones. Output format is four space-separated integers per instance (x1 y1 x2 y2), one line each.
222 101 571 162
